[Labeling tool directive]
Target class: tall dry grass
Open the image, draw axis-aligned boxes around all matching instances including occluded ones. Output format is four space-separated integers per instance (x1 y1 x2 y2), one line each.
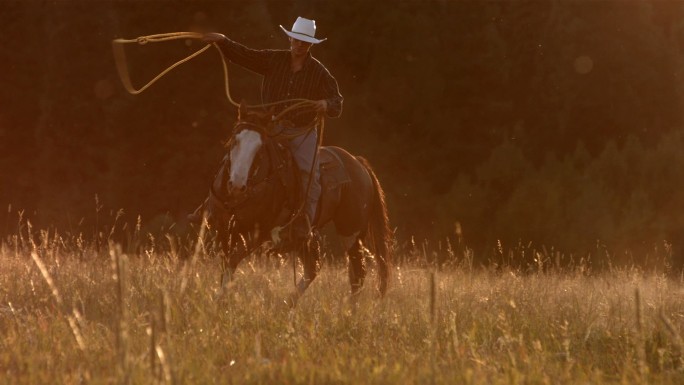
1 228 684 385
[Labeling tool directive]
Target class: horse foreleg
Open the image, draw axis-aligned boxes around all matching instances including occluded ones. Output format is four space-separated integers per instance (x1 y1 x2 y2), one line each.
219 237 249 294
286 238 321 307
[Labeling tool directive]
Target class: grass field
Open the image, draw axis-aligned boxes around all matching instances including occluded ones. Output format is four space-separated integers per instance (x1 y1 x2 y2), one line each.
1 231 684 385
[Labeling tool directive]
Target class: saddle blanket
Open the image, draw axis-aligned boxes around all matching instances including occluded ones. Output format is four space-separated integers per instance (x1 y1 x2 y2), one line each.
319 147 351 191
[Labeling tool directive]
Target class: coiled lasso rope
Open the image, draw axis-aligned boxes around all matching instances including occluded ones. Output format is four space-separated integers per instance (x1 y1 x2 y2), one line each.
111 31 320 124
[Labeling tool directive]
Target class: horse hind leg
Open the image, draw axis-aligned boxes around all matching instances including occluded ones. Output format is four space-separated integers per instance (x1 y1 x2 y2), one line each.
347 237 366 297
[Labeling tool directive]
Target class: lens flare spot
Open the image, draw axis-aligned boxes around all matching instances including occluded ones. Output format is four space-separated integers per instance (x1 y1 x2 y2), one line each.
574 55 593 74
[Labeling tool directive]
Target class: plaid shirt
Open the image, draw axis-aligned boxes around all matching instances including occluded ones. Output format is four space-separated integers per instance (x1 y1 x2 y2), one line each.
216 37 343 127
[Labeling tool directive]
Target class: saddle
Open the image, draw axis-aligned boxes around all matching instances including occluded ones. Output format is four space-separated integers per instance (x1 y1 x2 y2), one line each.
265 142 351 228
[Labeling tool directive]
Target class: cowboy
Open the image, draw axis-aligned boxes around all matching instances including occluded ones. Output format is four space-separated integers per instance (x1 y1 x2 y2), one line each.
193 17 343 238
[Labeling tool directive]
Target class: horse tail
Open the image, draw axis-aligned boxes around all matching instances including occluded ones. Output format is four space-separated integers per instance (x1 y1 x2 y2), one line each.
357 156 392 295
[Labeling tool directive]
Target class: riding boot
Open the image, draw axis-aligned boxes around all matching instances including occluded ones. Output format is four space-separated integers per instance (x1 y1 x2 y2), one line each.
291 212 312 241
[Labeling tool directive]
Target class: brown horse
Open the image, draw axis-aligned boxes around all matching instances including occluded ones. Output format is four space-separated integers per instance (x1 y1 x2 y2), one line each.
201 104 392 301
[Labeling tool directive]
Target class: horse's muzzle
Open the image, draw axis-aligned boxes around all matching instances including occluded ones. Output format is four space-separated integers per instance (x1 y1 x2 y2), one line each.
227 182 248 197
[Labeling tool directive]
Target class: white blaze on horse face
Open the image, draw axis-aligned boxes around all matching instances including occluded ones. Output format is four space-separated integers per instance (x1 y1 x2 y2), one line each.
229 129 262 189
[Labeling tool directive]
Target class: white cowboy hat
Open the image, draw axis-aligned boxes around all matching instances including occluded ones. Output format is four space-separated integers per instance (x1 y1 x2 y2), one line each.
279 17 326 44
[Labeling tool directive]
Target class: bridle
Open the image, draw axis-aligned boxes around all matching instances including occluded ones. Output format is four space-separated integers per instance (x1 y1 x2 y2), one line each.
207 118 284 215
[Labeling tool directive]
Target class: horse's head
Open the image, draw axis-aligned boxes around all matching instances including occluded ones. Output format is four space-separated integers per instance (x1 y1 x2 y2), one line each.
224 102 274 196
203 102 281 229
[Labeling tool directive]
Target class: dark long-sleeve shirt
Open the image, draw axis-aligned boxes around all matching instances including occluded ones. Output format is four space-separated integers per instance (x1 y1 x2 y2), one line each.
216 37 343 127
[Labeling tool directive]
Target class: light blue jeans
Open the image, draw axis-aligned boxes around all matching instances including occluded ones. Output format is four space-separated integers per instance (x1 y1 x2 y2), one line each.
286 128 321 222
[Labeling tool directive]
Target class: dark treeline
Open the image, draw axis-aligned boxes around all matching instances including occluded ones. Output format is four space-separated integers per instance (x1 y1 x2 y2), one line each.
2 1 684 266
